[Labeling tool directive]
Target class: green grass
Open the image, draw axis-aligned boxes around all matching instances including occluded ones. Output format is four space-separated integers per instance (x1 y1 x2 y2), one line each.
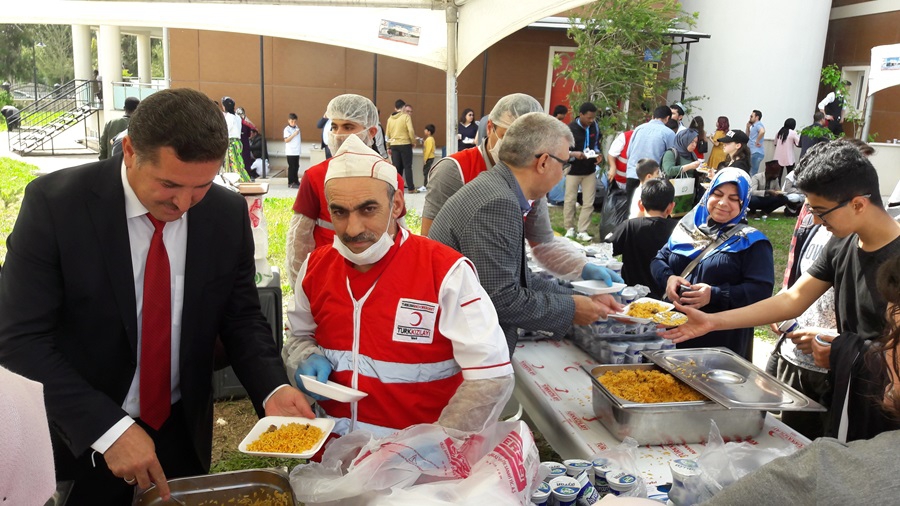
0 158 40 264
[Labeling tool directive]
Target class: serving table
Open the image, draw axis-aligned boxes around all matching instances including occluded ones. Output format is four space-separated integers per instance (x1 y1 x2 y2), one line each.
512 339 809 488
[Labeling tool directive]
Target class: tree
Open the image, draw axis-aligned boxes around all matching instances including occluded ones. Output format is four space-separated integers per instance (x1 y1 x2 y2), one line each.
0 25 34 83
33 24 74 85
556 0 698 136
820 63 863 138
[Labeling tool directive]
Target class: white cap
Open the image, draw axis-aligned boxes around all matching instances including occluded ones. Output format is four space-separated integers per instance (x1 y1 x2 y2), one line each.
324 134 398 189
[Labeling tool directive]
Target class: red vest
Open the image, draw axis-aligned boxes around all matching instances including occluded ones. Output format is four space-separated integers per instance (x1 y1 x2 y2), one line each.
301 232 466 430
294 159 407 249
447 146 488 184
613 130 633 185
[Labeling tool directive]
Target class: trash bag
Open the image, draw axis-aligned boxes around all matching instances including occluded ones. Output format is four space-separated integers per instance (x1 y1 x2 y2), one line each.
598 185 629 241
289 420 540 506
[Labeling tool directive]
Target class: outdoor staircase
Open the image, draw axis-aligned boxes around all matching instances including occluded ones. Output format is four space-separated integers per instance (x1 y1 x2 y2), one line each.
8 79 98 155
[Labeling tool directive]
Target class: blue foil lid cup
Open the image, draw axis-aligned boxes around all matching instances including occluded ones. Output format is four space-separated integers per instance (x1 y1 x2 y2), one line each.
563 459 593 477
549 476 580 501
531 481 551 503
541 461 567 482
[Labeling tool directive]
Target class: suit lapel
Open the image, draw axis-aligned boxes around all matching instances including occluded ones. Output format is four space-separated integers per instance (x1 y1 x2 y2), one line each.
181 191 219 360
87 158 138 354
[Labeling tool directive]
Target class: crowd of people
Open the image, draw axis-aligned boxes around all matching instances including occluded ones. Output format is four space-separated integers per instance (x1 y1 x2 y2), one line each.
2 84 899 506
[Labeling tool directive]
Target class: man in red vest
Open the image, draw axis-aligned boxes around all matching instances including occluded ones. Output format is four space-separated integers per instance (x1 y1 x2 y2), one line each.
283 134 514 437
421 93 620 286
286 94 407 287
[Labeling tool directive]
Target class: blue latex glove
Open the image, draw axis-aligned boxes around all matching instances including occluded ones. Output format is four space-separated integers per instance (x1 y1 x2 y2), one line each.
581 263 624 286
294 354 333 401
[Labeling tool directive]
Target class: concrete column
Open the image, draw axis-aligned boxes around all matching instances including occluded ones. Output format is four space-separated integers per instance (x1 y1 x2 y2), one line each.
675 0 831 154
98 25 122 114
137 32 152 84
71 25 92 82
163 28 171 86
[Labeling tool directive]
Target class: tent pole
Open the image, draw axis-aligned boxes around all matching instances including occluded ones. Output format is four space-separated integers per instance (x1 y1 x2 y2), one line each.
861 94 874 141
445 4 458 156
259 35 268 177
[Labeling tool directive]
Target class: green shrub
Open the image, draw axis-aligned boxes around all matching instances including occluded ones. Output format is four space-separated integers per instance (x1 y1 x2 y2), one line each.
0 158 40 264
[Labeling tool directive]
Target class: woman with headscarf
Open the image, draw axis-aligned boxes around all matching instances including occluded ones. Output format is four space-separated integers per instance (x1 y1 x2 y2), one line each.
221 96 251 181
661 128 702 178
651 168 774 360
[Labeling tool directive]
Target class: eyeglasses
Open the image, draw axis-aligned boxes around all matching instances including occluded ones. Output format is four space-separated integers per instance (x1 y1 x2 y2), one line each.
536 153 572 174
804 194 871 225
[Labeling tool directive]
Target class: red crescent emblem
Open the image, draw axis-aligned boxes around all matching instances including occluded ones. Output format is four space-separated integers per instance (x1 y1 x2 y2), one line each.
410 311 423 326
563 366 579 372
554 387 569 393
583 416 598 422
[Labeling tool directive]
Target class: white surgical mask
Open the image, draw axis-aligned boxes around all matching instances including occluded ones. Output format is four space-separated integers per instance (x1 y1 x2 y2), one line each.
488 131 503 166
328 130 370 155
331 215 394 266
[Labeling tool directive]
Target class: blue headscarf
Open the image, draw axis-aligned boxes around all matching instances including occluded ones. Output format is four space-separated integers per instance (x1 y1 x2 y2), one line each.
667 167 768 259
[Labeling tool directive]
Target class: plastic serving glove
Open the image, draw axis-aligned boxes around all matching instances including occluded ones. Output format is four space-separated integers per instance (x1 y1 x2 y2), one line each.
294 354 333 401
581 263 624 286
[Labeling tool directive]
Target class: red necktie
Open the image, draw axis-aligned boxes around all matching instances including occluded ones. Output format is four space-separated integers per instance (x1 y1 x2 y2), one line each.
141 214 171 430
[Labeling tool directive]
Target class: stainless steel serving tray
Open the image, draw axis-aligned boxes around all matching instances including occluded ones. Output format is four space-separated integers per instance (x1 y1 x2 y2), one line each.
643 347 827 412
590 363 765 445
132 468 295 506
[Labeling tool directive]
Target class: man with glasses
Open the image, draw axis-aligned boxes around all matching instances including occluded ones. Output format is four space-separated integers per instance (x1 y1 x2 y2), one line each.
664 140 900 443
422 94 619 286
429 112 622 356
564 102 602 242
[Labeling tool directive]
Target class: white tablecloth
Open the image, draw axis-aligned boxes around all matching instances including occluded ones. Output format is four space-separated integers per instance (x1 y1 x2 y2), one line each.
512 339 810 487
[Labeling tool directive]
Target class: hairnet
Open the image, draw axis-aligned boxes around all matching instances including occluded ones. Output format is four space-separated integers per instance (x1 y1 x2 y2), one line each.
489 93 543 129
326 94 379 129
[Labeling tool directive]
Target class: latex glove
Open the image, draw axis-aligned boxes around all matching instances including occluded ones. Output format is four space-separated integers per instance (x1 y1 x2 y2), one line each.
294 354 333 401
581 263 623 286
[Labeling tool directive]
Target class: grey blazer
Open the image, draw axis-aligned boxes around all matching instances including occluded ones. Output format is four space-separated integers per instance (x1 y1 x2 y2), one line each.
428 162 575 355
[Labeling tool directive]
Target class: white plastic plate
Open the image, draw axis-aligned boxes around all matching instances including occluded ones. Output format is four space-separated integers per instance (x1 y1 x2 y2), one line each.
238 416 335 459
612 298 675 324
299 375 368 402
571 281 626 295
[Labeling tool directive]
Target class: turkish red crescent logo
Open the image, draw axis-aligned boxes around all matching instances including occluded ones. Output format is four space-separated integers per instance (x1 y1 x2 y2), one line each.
554 387 569 393
583 416 599 422
563 366 579 373
410 311 423 326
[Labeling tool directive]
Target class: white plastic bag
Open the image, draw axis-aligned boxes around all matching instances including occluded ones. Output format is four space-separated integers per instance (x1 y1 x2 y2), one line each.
289 421 540 505
689 420 799 503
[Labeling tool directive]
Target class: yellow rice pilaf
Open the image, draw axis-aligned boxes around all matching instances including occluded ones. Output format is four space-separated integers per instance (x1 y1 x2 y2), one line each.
246 423 324 454
625 301 669 319
599 369 706 403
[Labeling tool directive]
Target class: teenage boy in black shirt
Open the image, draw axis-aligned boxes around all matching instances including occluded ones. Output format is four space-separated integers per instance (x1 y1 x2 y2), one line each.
665 140 900 442
611 178 676 298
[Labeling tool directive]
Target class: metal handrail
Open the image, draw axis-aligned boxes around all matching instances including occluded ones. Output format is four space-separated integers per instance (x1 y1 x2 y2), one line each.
7 79 99 154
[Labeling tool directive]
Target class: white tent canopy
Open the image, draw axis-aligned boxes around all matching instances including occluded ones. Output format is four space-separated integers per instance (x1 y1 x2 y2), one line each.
861 43 900 141
7 0 591 152
868 43 900 97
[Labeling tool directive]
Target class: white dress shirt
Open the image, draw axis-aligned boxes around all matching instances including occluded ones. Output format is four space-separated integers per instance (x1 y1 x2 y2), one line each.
91 162 188 452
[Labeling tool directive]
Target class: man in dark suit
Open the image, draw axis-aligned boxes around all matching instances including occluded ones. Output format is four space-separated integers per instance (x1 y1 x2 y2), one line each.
429 112 621 356
0 88 313 505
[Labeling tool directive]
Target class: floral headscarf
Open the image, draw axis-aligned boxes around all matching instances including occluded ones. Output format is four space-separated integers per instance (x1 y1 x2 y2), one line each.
667 167 768 259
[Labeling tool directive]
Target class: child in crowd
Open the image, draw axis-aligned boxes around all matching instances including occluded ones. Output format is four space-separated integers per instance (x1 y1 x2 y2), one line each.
628 158 662 219
611 178 677 299
421 124 436 192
